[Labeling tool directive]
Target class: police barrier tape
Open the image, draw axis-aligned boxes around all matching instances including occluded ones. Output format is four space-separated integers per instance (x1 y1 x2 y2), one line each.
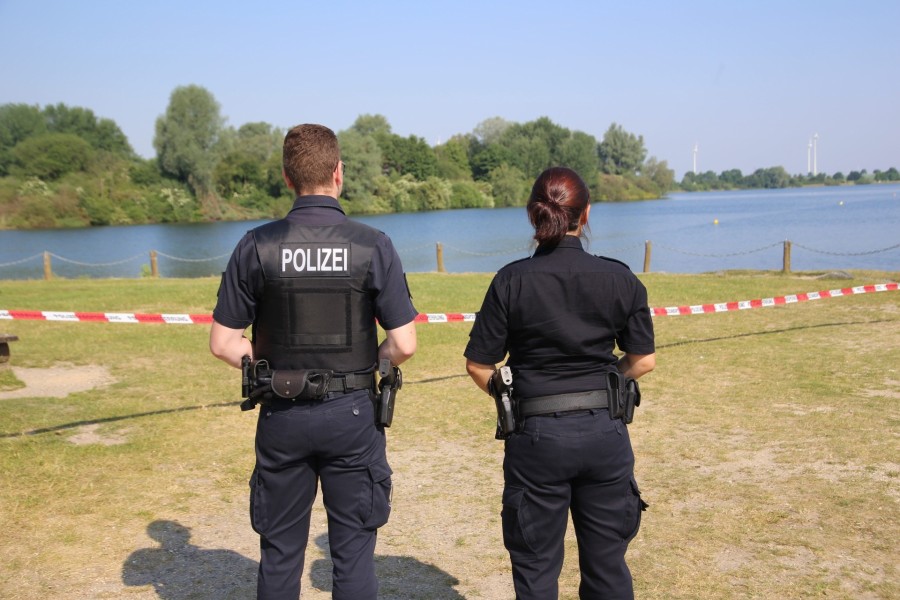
0 283 896 325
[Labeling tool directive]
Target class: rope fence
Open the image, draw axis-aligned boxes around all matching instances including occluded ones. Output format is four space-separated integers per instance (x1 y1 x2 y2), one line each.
0 240 897 279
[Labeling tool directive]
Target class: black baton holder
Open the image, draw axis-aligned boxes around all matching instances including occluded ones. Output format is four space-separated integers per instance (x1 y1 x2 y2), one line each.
606 371 641 424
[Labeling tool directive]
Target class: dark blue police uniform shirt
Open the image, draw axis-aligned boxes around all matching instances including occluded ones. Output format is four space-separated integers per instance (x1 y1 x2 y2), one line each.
213 195 417 331
464 236 655 399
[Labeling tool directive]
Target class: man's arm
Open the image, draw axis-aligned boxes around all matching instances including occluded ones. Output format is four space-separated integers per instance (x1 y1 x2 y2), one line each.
617 352 655 380
378 321 416 367
209 320 253 369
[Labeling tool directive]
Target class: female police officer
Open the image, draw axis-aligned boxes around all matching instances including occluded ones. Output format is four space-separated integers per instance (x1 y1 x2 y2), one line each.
464 166 655 599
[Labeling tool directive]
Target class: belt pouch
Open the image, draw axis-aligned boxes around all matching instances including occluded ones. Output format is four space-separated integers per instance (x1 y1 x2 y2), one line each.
271 369 333 400
606 371 625 419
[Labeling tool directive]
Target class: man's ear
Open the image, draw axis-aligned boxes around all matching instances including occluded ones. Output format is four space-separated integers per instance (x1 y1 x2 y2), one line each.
282 168 295 190
334 160 343 190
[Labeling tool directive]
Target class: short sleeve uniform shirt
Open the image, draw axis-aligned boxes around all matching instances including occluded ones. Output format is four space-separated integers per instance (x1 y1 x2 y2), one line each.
464 236 655 399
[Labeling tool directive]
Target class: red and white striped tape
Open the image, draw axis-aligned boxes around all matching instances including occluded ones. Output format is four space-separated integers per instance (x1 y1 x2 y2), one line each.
650 282 897 317
0 283 896 325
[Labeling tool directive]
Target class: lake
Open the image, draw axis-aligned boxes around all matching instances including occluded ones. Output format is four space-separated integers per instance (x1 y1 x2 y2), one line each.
0 184 897 279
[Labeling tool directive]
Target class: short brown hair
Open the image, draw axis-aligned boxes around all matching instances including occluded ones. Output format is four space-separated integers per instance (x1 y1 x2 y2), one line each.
282 124 340 193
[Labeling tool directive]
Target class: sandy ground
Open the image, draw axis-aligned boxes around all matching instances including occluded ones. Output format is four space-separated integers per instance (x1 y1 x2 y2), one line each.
0 363 114 400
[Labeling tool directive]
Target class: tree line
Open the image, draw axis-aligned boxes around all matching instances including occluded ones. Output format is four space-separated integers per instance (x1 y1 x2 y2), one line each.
1 85 895 230
0 85 674 229
680 165 899 191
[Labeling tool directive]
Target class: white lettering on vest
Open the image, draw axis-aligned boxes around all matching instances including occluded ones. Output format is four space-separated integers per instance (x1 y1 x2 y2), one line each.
280 244 350 275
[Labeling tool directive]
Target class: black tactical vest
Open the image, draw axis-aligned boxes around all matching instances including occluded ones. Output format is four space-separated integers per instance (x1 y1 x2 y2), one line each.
251 218 380 373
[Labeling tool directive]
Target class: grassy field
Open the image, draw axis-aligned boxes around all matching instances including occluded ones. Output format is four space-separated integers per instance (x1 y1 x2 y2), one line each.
0 270 898 599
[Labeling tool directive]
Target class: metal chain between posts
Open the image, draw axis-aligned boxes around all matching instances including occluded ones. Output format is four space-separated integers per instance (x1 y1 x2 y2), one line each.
48 252 144 267
1 240 897 274
0 253 43 267
792 242 900 256
654 242 782 258
441 243 535 257
154 251 233 263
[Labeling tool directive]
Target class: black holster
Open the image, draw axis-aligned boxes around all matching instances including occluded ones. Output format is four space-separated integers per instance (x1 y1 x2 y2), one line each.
376 358 401 427
606 371 641 424
490 366 516 440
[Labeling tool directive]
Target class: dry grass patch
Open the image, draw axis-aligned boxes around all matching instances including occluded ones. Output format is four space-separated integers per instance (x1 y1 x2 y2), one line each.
0 271 897 599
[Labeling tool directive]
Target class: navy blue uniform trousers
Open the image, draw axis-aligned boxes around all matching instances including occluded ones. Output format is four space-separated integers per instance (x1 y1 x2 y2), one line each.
502 408 645 600
250 390 392 600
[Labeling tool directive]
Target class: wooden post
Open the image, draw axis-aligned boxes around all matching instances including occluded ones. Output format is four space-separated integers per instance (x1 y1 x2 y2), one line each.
783 240 792 273
643 241 652 273
436 242 446 273
43 251 52 280
150 250 159 277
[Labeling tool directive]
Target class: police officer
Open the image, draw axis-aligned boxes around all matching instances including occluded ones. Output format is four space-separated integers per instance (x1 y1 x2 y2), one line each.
464 167 655 599
210 124 417 600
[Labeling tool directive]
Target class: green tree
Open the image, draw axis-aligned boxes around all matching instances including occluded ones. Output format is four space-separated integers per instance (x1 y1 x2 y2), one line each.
641 157 675 194
744 167 790 188
497 117 570 178
719 169 743 187
42 103 132 156
380 134 437 180
409 176 452 211
473 116 512 145
558 131 600 184
450 180 492 208
351 114 393 138
0 104 46 175
213 122 282 200
489 164 530 207
470 142 512 181
153 85 224 198
597 123 646 175
434 135 472 181
337 128 384 212
11 133 94 180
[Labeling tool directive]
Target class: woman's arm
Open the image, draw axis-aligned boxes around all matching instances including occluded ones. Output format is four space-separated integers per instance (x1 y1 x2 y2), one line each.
466 359 497 395
617 353 656 380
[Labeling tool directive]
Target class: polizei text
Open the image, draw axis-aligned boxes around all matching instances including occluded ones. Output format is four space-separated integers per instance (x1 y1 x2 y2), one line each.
280 243 351 276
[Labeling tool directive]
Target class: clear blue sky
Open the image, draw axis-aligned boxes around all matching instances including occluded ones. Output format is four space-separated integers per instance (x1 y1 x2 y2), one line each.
2 0 897 178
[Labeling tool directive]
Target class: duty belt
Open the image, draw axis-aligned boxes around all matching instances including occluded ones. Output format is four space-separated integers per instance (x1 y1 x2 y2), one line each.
266 370 375 401
325 372 376 394
517 389 607 418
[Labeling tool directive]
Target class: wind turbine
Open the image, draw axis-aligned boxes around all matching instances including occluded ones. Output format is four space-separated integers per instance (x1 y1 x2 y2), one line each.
813 133 819 176
807 139 812 175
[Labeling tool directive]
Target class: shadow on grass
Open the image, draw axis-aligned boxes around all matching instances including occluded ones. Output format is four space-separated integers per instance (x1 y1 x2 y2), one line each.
122 519 257 599
655 318 898 349
4 318 894 439
0 400 241 438
309 533 466 599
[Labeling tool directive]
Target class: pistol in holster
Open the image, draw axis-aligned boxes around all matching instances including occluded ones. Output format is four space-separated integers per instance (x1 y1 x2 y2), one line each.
606 371 641 424
489 366 516 440
240 355 333 411
376 358 402 427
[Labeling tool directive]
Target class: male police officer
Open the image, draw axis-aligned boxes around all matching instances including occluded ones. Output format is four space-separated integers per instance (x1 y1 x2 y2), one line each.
209 124 417 600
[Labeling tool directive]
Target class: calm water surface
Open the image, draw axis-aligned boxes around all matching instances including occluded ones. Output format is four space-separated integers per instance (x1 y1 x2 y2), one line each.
0 184 897 279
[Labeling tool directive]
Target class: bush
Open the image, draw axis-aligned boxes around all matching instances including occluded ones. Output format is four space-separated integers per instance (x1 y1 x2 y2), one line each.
450 180 493 209
11 133 94 180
